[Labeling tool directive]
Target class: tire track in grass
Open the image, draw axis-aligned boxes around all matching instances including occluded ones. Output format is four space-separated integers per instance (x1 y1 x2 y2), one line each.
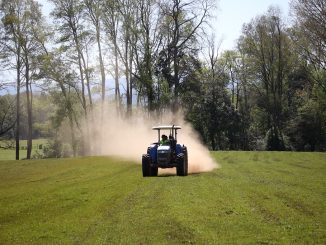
0 158 141 244
274 192 315 216
105 179 180 243
0 163 136 225
85 176 203 244
79 167 153 243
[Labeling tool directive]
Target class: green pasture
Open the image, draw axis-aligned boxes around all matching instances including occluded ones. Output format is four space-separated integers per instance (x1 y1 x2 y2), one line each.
0 139 47 160
0 152 325 244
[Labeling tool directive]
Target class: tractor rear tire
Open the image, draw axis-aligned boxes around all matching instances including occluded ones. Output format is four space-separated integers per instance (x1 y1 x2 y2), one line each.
183 148 188 176
142 154 151 177
176 154 187 176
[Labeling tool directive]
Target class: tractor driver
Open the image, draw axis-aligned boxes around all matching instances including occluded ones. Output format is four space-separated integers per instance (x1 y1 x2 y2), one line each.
160 134 169 145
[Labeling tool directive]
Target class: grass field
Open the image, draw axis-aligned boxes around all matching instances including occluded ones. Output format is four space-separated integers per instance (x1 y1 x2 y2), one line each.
0 152 325 244
0 139 48 160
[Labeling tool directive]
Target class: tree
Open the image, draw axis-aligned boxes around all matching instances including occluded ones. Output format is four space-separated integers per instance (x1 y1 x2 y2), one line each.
0 0 23 159
118 0 135 116
0 95 16 137
37 50 82 156
83 0 106 107
287 94 326 151
51 0 93 117
238 7 293 150
221 50 240 109
21 0 47 159
102 0 121 110
291 0 326 94
184 37 240 150
156 0 214 111
1 0 47 159
131 0 160 112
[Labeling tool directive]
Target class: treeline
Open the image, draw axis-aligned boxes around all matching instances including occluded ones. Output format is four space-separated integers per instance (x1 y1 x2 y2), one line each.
0 0 325 159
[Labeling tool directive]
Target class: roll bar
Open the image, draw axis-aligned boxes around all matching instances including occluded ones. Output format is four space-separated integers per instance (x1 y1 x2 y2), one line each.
152 125 181 142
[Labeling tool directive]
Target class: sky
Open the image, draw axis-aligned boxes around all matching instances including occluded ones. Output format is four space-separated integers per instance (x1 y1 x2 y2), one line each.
215 0 291 51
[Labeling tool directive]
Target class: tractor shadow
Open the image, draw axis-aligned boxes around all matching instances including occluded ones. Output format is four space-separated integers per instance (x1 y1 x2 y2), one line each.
157 173 178 177
157 168 199 177
157 173 198 177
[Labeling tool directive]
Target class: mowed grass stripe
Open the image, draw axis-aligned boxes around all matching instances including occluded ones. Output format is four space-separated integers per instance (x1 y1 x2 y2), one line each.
213 151 326 243
0 157 141 244
0 152 325 244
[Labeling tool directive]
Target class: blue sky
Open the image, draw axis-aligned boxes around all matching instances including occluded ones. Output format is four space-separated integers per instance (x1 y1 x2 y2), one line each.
215 0 290 51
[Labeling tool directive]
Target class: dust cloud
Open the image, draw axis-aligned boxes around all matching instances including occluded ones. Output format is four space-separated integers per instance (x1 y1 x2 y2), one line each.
84 106 218 174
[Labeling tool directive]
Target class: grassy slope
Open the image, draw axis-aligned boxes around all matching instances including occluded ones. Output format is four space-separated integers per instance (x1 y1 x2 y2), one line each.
0 152 325 244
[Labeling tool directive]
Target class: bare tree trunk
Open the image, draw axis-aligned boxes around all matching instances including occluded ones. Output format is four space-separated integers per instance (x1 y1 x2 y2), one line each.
80 50 93 109
125 29 131 116
114 44 121 109
57 77 78 157
25 56 32 159
230 64 235 106
236 81 240 110
96 24 106 121
68 112 77 157
15 57 21 160
76 51 89 156
85 71 93 109
84 1 105 106
77 52 87 115
94 24 106 106
173 44 179 112
129 35 133 115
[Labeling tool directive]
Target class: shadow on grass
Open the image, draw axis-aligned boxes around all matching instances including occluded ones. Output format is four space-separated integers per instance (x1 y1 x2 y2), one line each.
157 173 201 177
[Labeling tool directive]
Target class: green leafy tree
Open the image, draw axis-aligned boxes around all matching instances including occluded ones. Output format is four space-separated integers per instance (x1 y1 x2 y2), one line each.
0 0 23 159
291 0 326 94
185 38 238 150
50 0 93 116
1 0 47 159
37 50 83 156
0 95 16 137
238 7 293 150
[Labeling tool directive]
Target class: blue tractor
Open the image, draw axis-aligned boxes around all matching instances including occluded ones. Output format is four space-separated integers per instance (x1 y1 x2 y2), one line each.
142 125 188 177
